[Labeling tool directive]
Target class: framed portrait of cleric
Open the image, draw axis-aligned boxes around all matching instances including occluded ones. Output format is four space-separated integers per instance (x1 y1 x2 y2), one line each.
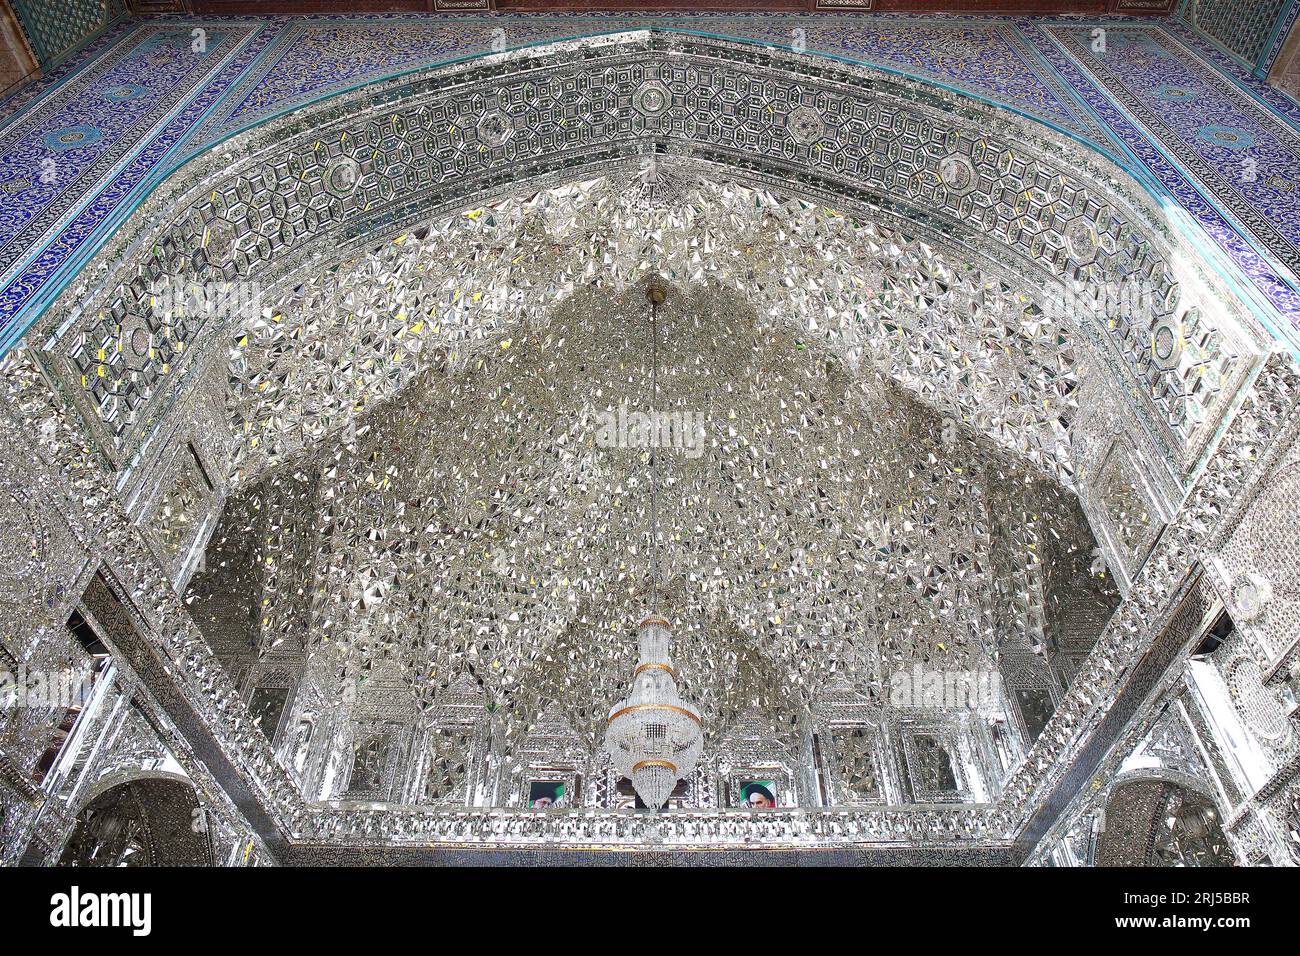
724 767 792 809
527 779 568 809
738 779 778 809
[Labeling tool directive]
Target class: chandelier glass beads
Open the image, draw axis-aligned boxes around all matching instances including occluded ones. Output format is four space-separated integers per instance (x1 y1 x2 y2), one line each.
605 615 703 810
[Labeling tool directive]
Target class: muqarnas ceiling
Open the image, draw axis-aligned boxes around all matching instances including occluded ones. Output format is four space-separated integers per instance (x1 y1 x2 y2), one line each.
185 176 1116 766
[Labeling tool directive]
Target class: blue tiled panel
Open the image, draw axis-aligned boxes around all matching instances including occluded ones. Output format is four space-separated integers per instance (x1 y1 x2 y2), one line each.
1187 0 1290 66
1048 25 1300 285
195 16 1103 145
2 12 1300 351
0 22 269 333
10 0 125 67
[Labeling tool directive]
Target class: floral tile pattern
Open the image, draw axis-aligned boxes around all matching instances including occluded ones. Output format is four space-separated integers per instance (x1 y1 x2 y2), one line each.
2 11 1300 351
1042 21 1300 317
195 15 1104 145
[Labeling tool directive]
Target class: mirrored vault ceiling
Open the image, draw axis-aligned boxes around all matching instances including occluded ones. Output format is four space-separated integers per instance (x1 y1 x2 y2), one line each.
192 264 1108 756
224 171 1083 492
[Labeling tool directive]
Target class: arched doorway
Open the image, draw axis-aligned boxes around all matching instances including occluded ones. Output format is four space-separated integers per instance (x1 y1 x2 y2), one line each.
1095 778 1234 867
58 776 213 867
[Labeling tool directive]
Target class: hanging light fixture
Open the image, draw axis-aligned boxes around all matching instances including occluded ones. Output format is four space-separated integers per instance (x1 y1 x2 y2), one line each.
606 615 703 811
605 282 703 811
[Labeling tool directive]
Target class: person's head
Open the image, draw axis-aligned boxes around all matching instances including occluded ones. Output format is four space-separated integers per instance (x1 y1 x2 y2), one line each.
531 783 562 808
743 783 775 809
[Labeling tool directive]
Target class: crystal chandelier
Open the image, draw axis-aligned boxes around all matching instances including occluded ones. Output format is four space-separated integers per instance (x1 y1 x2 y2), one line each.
606 614 703 810
604 283 703 811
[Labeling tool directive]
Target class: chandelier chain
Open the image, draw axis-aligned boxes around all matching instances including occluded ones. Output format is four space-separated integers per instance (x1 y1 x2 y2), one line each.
650 294 660 610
